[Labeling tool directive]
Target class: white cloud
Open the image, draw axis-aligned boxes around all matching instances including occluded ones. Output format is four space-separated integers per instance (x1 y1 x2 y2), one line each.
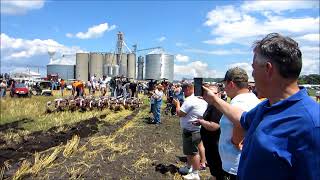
300 45 320 75
185 48 248 55
296 33 320 42
174 61 217 79
66 33 73 38
175 54 190 62
66 23 116 39
1 0 45 15
204 5 242 26
157 36 166 42
176 42 187 47
203 2 319 45
1 33 84 65
241 1 319 13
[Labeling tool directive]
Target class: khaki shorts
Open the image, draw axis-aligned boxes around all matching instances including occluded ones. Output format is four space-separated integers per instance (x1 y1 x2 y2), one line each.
182 129 201 155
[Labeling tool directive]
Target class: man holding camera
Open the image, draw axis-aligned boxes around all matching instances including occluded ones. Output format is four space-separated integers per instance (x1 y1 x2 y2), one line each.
173 83 207 180
203 33 320 180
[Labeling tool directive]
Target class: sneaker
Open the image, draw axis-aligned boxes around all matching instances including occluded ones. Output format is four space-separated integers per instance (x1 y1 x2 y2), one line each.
183 172 200 180
179 166 192 175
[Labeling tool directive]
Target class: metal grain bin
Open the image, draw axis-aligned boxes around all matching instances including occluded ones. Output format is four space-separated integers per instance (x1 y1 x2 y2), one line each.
47 64 75 80
160 54 174 82
137 56 144 80
117 53 127 77
113 65 120 77
76 53 89 81
103 64 109 76
89 53 104 79
127 53 136 79
145 54 161 80
145 53 174 81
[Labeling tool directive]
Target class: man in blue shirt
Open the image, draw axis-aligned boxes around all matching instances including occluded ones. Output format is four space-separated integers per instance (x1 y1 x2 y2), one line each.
203 33 320 180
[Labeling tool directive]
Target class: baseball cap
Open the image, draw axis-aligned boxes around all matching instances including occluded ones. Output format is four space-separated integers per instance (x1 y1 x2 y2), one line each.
223 67 248 83
181 82 193 90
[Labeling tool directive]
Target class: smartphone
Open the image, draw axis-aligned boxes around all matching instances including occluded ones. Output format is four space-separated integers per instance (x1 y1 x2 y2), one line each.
194 78 203 96
192 121 201 126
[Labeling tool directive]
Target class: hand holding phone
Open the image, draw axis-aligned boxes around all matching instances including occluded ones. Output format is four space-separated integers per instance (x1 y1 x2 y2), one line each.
194 78 203 96
192 119 201 126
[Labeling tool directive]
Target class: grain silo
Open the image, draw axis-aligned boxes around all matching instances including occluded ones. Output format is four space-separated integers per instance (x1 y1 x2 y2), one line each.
145 53 174 81
76 53 89 81
117 53 127 77
89 53 104 79
137 56 144 80
160 54 174 82
47 64 75 80
127 53 136 79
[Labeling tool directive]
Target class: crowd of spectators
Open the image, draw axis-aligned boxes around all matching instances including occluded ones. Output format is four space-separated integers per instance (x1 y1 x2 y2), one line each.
146 33 319 180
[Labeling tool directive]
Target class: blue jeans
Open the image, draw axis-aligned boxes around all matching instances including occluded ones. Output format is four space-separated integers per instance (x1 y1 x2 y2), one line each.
0 89 5 97
153 100 162 124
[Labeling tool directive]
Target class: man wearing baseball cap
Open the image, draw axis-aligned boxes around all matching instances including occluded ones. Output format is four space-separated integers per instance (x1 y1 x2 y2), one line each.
218 67 260 180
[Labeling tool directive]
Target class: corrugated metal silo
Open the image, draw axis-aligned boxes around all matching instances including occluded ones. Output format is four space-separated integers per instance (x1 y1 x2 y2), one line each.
76 53 89 81
160 54 174 82
47 64 75 80
90 53 104 79
103 64 108 76
127 53 136 79
110 53 117 65
137 56 144 80
117 53 127 77
145 54 161 80
113 65 120 77
145 53 174 81
104 53 112 65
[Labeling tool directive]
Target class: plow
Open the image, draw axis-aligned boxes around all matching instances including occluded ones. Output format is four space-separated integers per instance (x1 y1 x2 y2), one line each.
46 96 143 113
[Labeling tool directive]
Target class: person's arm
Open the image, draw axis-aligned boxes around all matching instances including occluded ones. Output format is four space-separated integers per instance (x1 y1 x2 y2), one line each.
203 86 244 128
197 119 220 131
231 127 244 150
173 99 187 117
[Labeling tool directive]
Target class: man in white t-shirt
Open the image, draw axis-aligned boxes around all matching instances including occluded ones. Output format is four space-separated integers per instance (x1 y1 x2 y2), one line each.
100 75 110 96
90 74 98 94
173 83 208 180
214 67 260 180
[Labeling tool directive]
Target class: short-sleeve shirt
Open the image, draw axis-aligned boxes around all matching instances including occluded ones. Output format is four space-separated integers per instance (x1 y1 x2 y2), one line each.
219 93 260 175
238 88 320 180
180 94 208 131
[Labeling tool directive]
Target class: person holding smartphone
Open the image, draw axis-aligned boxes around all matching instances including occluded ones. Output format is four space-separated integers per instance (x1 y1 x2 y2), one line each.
173 82 207 180
193 84 224 180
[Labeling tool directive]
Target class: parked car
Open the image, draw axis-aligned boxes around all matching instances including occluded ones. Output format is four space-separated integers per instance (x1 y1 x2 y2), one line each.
31 81 52 96
10 83 31 98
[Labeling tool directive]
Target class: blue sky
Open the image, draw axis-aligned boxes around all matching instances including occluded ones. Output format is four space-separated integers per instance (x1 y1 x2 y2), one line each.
1 0 319 80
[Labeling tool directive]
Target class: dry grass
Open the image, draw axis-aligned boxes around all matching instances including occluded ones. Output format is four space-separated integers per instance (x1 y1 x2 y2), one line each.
63 135 80 157
29 147 62 175
155 140 175 154
0 166 5 180
0 94 111 133
3 95 156 179
82 149 103 161
65 166 85 179
132 153 153 173
12 146 62 179
12 160 31 180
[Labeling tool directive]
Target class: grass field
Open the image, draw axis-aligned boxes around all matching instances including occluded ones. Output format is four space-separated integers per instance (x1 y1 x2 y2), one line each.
0 91 212 179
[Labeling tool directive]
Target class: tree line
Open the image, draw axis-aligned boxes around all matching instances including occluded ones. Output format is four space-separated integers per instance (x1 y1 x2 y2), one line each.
298 74 320 85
